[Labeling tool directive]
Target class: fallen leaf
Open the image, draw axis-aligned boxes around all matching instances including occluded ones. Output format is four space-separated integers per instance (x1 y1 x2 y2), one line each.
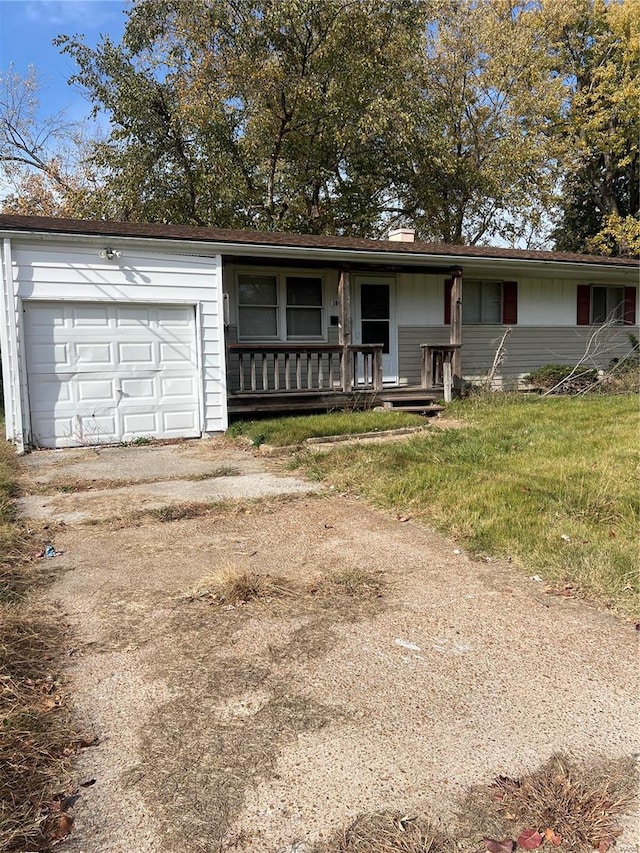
397 515 411 522
598 839 613 853
484 838 514 853
544 828 562 846
50 813 73 841
517 829 543 849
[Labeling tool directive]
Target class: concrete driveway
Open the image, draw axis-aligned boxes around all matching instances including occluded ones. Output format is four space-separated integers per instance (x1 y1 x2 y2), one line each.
20 438 639 853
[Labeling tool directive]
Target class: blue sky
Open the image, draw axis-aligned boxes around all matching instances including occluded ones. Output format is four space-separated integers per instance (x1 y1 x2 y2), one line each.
0 0 127 120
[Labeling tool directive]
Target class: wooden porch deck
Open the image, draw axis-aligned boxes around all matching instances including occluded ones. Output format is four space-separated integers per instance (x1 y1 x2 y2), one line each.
225 342 459 416
227 385 445 416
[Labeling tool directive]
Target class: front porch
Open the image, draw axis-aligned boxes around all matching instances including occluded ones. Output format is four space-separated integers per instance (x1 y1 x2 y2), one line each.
226 342 460 415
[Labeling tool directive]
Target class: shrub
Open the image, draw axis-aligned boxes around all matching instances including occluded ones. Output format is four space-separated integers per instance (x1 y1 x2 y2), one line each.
526 364 599 393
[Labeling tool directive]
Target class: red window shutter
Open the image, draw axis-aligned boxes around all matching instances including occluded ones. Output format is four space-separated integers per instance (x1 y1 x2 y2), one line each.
502 281 518 324
623 287 637 325
444 278 453 325
576 285 591 325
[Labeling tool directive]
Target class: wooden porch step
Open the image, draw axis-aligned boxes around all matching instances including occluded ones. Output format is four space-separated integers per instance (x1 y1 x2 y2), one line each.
381 394 443 415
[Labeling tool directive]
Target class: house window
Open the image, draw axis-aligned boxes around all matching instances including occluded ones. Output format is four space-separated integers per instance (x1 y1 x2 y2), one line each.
463 280 502 323
237 272 324 340
577 284 634 326
591 286 624 324
445 279 517 325
286 276 323 338
238 274 278 338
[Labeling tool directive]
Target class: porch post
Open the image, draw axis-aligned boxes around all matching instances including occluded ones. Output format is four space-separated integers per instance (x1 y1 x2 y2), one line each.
450 267 463 385
338 268 352 392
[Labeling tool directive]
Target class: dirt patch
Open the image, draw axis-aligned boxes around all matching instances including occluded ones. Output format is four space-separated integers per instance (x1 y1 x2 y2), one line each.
45 496 639 853
16 441 638 853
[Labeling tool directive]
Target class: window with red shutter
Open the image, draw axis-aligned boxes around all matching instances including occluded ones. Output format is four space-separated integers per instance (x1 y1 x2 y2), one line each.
577 284 636 325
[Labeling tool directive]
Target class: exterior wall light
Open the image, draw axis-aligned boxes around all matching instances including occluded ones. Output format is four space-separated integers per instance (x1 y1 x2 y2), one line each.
99 248 121 260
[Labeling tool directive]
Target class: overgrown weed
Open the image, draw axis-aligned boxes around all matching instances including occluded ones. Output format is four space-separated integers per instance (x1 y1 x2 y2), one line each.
0 437 75 851
189 563 294 605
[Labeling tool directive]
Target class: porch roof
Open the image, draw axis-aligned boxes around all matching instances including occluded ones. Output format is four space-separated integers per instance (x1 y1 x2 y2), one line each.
0 214 638 271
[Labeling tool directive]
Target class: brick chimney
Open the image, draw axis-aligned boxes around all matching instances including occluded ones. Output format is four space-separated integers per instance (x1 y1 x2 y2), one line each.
387 228 416 242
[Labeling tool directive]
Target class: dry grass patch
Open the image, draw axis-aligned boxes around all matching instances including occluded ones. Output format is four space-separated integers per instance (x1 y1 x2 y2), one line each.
189 563 295 605
457 754 637 852
187 563 386 609
24 466 241 496
312 811 454 853
0 436 76 851
309 567 385 599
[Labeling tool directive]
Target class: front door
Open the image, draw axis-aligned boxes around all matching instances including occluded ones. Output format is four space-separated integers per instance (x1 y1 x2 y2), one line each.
354 276 397 383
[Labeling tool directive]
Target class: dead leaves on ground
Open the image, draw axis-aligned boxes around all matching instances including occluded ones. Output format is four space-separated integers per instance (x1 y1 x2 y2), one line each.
476 755 635 853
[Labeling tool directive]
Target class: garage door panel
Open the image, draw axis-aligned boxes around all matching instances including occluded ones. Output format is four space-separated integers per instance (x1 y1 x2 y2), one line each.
75 343 114 367
77 379 115 404
120 377 156 399
116 306 156 326
28 343 71 372
160 342 194 363
120 411 159 434
162 410 199 432
72 306 112 327
29 375 73 407
117 341 155 366
160 376 197 398
157 307 193 327
25 302 201 448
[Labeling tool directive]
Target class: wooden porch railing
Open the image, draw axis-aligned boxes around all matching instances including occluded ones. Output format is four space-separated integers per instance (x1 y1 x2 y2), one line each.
228 343 383 394
421 343 462 402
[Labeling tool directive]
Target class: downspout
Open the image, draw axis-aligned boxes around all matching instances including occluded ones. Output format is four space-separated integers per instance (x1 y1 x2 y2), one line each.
0 237 24 452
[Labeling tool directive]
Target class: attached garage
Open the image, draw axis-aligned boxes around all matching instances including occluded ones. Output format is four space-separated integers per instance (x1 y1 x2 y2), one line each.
24 302 202 448
0 224 227 451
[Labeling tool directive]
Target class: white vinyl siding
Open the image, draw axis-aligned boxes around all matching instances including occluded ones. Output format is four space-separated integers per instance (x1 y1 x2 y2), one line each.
7 241 226 446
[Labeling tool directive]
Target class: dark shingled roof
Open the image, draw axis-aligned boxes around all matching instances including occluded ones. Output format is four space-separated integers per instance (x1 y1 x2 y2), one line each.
0 213 638 268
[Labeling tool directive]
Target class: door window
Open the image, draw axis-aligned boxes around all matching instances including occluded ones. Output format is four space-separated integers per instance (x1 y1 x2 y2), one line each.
360 284 390 353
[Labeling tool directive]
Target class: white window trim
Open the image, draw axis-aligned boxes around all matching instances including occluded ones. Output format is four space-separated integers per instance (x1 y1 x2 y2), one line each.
236 267 327 342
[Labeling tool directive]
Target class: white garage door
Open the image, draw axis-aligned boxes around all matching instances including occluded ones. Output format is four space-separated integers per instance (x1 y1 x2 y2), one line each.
25 302 201 448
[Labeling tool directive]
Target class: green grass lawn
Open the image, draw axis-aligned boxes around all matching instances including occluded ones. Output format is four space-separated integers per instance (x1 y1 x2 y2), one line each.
228 409 426 446
294 395 639 616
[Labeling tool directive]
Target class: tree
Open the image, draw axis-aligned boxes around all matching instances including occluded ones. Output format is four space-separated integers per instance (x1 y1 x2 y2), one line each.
552 0 640 257
56 0 429 234
0 65 97 216
395 0 564 246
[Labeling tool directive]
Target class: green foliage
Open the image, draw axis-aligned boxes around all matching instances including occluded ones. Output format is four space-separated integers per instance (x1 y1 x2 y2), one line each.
50 0 561 245
552 0 640 257
298 396 640 614
55 0 428 233
526 363 599 391
3 0 638 250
